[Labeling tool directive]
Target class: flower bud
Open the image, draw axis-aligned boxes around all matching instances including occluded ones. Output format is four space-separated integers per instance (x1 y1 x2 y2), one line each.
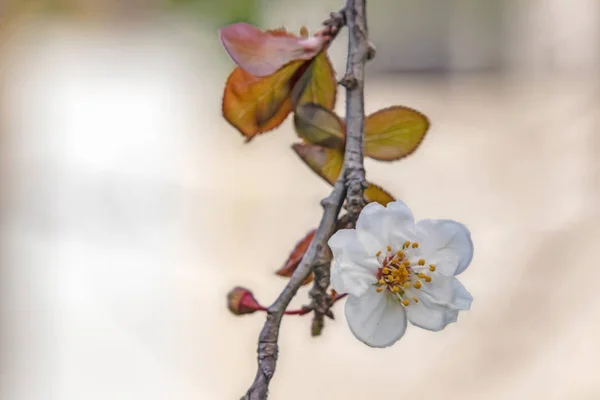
227 287 263 316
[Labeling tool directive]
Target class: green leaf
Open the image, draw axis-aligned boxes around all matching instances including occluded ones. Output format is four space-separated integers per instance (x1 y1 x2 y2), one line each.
292 143 343 185
364 106 429 161
292 51 337 110
293 104 345 149
364 183 395 206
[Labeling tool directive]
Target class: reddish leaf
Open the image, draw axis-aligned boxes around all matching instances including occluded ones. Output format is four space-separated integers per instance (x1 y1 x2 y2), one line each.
364 106 430 161
276 229 316 285
293 103 345 149
222 60 310 140
220 23 326 77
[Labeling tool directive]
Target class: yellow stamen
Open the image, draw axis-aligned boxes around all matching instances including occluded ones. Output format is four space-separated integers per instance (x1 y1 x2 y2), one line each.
413 297 419 303
402 299 410 307
402 259 411 267
386 245 392 252
418 272 427 279
413 281 422 289
424 276 432 283
378 279 386 285
397 250 405 259
429 264 436 272
403 283 410 289
392 286 400 293
376 251 381 257
418 259 425 266
412 242 419 249
376 287 384 293
382 267 390 275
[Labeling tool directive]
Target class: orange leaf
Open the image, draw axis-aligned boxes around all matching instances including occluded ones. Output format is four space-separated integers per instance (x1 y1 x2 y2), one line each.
293 103 345 149
292 51 337 110
364 183 395 206
219 23 326 77
276 229 316 285
292 143 343 185
364 106 430 161
222 60 309 140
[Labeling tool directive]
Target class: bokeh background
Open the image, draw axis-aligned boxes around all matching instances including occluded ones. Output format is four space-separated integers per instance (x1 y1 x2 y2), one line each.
1 0 599 399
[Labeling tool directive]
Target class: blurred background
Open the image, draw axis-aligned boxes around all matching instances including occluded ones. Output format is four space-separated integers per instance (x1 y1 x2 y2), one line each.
0 0 599 399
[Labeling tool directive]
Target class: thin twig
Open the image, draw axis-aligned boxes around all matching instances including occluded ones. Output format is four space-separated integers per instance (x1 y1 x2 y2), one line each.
309 0 370 337
241 1 369 398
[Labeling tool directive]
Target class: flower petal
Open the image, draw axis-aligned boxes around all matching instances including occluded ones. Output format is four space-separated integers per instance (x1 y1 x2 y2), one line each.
331 259 377 297
406 275 472 331
328 229 380 269
329 229 379 297
356 201 415 254
344 289 408 348
416 219 473 276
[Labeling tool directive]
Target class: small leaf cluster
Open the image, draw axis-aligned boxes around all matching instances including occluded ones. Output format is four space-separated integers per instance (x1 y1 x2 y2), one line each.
220 22 429 289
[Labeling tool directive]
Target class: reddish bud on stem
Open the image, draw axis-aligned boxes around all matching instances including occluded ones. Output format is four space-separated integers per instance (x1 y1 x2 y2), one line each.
227 287 264 316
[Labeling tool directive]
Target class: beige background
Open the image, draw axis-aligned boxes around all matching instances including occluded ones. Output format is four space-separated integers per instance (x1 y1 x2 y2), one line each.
1 1 599 399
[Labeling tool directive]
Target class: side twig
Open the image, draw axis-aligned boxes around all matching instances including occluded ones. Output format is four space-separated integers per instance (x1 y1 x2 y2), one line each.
242 1 369 398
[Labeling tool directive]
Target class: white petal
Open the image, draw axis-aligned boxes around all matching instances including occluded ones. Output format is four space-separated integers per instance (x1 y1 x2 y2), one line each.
344 289 407 348
329 229 379 297
416 219 473 276
421 274 473 311
331 259 377 297
406 275 472 331
405 293 457 331
356 201 416 254
328 229 380 269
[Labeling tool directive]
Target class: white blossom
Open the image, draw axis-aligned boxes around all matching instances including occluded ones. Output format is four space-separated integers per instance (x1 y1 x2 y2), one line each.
328 200 474 348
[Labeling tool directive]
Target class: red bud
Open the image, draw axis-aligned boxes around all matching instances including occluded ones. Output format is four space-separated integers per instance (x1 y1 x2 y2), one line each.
227 287 264 316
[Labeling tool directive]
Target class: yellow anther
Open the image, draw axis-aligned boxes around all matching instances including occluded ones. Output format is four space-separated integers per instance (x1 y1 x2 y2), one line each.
392 286 400 293
413 281 422 289
382 267 390 275
386 245 392 252
376 251 382 257
418 272 427 279
402 259 411 267
413 297 419 303
403 241 411 248
424 276 432 283
376 287 384 293
412 242 419 249
402 299 410 307
429 264 436 272
397 250 405 259
403 283 411 289
378 279 386 285
418 259 425 266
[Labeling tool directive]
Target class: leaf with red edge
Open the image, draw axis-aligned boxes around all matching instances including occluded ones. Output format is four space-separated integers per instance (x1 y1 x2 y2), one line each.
292 143 343 185
364 183 395 205
293 103 345 149
276 229 316 285
222 60 309 140
364 106 430 161
219 23 326 77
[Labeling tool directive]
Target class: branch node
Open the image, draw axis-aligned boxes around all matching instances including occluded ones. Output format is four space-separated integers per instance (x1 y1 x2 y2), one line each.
366 41 376 61
339 73 358 89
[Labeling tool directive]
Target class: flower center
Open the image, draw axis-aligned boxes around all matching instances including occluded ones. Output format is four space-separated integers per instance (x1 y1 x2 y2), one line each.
374 241 436 306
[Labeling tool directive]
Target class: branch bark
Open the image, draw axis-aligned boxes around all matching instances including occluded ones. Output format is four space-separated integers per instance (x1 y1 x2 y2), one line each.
242 1 369 398
309 0 370 337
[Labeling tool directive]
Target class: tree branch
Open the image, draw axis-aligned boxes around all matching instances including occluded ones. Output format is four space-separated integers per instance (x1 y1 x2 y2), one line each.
241 1 369 398
309 0 370 337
